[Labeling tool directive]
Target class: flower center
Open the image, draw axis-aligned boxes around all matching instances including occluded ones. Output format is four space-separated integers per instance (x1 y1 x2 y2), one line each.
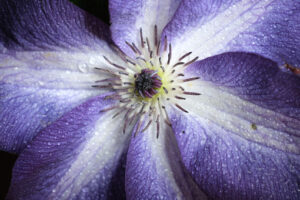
134 69 162 98
93 25 201 138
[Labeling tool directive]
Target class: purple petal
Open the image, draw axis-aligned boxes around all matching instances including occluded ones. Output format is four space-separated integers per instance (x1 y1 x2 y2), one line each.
166 52 300 199
0 0 126 153
162 0 300 68
109 0 181 56
169 108 300 200
0 50 125 154
0 0 112 51
125 122 207 199
6 95 130 200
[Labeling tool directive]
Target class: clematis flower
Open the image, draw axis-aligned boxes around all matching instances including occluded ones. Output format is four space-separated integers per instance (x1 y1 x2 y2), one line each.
1 0 300 199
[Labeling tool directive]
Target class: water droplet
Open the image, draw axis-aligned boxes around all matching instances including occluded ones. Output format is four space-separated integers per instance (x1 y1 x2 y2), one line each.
78 63 88 73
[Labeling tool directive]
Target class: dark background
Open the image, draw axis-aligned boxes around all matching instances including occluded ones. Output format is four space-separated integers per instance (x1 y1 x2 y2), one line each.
0 0 109 199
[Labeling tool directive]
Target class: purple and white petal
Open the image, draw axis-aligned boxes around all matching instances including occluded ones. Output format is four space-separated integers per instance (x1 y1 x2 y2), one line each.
165 52 300 199
6 95 130 200
0 0 126 153
125 121 207 200
0 0 112 51
109 0 181 56
162 0 300 68
179 52 300 154
169 108 300 200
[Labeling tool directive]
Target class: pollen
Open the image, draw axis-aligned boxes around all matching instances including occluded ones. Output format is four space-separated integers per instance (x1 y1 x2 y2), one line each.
93 25 201 138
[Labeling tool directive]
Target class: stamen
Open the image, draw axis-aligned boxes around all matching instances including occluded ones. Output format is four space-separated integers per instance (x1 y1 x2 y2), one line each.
160 65 165 72
119 71 129 76
164 35 168 51
179 52 192 61
94 67 118 76
182 77 200 82
126 41 138 54
134 118 143 137
103 56 126 70
91 84 112 88
136 57 147 63
142 120 152 133
99 105 119 113
95 77 119 83
123 82 132 85
146 37 151 54
112 108 126 119
163 87 168 94
120 98 131 103
156 115 160 138
140 28 144 48
132 43 142 55
183 91 201 95
156 41 160 56
164 119 172 127
175 96 186 100
126 59 136 66
173 62 184 68
175 103 189 113
154 25 158 46
167 44 172 65
184 56 199 67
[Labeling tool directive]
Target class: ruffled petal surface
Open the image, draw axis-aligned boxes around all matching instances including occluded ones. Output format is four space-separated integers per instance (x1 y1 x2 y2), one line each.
0 0 125 153
162 0 300 68
125 121 207 200
167 52 300 199
6 95 130 200
109 0 181 56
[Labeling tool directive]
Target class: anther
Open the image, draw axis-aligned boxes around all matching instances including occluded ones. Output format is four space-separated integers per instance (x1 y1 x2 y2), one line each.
173 62 184 68
140 28 144 48
182 77 200 82
142 120 152 133
183 91 201 95
179 52 192 61
175 104 189 113
156 115 160 138
91 84 112 88
156 41 161 55
103 56 126 70
126 41 138 54
163 87 168 94
146 37 151 54
184 56 199 67
126 59 136 66
99 105 119 113
119 71 129 76
136 57 147 63
175 96 186 100
132 43 142 55
167 44 172 65
164 35 168 51
154 25 158 46
95 77 119 83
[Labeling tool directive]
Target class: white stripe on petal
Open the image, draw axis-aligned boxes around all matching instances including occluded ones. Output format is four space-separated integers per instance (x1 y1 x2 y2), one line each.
177 81 300 154
49 111 130 200
171 0 274 59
